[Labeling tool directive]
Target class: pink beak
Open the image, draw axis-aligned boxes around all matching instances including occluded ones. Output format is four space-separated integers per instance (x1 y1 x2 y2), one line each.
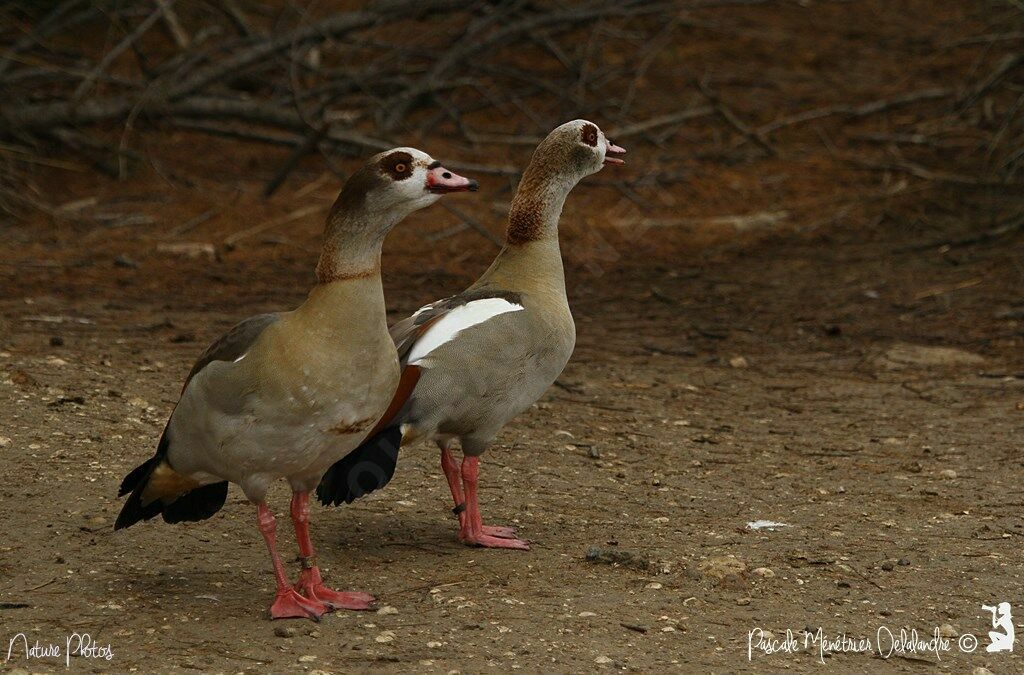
426 164 478 194
604 141 626 165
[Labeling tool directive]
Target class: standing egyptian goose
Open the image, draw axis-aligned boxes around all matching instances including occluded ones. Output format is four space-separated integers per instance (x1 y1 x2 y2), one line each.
115 148 477 619
317 120 625 549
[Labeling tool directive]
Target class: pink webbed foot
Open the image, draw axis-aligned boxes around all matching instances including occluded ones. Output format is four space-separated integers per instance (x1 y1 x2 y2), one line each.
460 530 531 550
295 570 375 611
270 588 328 621
481 524 519 539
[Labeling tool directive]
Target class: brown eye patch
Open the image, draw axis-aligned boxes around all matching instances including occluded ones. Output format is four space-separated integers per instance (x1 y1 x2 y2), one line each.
580 123 599 147
381 151 414 180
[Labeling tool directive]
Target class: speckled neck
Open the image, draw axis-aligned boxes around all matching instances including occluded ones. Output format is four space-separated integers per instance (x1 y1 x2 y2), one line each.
315 209 395 284
505 147 579 246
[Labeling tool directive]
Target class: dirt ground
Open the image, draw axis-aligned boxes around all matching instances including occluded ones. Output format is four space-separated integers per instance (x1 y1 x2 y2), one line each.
2 0 1024 672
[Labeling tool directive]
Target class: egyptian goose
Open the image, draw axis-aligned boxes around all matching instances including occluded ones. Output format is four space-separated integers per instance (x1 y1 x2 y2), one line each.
115 148 477 619
317 120 625 549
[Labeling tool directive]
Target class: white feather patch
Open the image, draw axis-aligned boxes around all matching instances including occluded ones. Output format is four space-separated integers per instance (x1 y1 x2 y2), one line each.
407 298 524 364
233 353 247 363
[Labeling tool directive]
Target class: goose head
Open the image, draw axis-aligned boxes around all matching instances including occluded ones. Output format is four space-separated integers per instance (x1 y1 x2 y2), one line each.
529 119 626 187
335 147 478 222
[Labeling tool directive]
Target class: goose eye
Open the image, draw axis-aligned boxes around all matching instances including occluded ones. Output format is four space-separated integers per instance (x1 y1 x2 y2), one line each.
395 163 407 173
588 132 597 143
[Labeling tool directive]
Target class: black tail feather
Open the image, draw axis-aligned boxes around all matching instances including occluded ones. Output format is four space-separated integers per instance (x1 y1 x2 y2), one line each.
118 455 157 497
115 468 229 530
115 429 228 530
317 426 402 506
114 469 164 530
162 481 229 524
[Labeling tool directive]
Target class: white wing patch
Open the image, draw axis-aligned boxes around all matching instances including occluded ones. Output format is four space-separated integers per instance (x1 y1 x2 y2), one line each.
407 298 524 364
233 353 247 363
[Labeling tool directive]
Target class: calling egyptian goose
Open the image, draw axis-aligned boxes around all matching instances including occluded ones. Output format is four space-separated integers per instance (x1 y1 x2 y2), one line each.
115 148 477 619
317 120 625 549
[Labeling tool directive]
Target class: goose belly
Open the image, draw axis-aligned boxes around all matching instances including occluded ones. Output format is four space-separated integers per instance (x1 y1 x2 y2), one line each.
166 359 397 489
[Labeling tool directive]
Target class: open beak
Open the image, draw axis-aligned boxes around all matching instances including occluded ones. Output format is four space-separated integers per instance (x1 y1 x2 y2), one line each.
426 165 479 194
603 141 626 165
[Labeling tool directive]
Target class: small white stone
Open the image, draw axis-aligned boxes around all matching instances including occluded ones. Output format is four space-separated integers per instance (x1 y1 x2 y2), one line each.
752 567 776 578
377 605 399 615
595 655 613 664
578 611 597 617
645 582 663 589
938 623 958 638
375 631 396 644
939 469 957 479
298 655 317 663
0 436 10 447
427 641 443 649
653 516 669 523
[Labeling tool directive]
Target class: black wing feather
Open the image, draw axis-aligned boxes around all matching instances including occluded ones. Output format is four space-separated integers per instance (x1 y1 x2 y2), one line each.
316 426 402 506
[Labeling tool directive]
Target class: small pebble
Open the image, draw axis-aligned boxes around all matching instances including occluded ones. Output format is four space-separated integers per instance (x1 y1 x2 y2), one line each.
939 469 957 479
274 626 295 638
736 597 751 606
752 567 775 578
645 582 663 590
938 623 957 638
595 655 613 664
897 558 910 566
881 561 894 571
298 655 317 663
375 631 396 643
50 335 64 347
973 667 995 675
426 641 443 649
729 356 749 368
377 605 399 615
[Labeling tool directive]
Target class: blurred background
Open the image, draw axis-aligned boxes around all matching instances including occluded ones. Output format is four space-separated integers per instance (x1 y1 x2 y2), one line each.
2 0 1021 290
1 1 1023 671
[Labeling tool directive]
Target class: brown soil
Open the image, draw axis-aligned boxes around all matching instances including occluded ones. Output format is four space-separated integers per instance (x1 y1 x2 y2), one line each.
2 0 1024 672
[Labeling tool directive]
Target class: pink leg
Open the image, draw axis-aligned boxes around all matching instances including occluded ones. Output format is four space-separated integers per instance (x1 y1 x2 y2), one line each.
290 491 374 611
458 456 530 550
256 504 326 621
440 444 467 528
442 445 519 539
